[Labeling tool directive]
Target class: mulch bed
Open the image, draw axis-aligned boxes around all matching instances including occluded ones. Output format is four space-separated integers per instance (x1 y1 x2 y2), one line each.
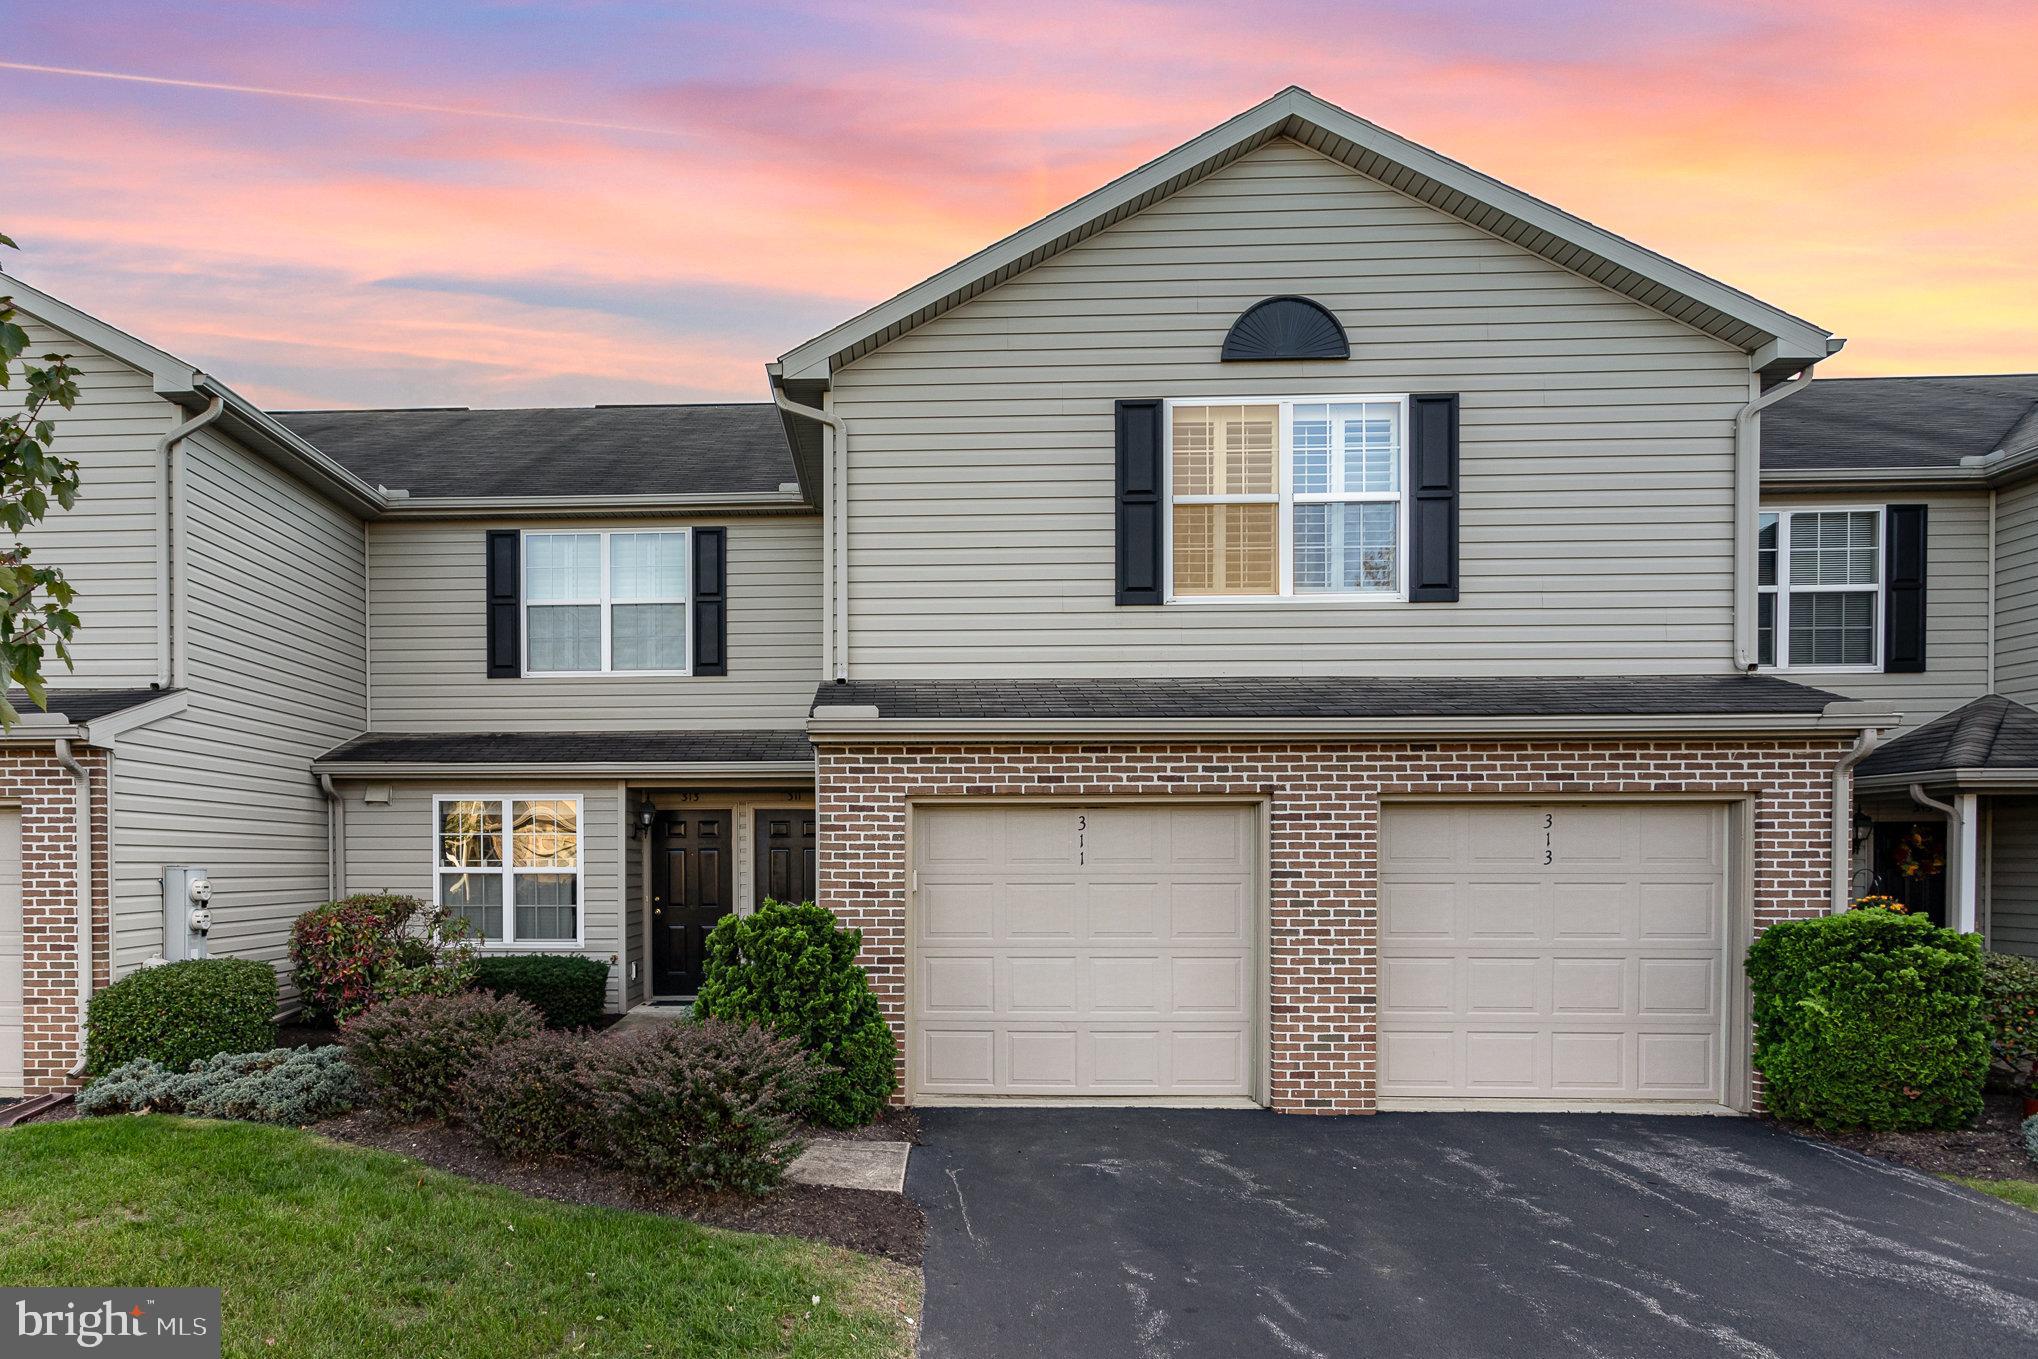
1795 1089 2037 1184
316 1111 925 1264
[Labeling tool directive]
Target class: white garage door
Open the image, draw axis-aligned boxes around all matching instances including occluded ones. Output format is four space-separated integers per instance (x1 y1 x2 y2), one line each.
0 810 23 1097
911 804 1256 1099
1378 802 1728 1106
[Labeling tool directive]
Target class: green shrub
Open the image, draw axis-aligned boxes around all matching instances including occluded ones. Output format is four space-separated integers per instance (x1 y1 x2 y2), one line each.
341 991 542 1122
290 894 475 1025
1747 909 1989 1131
79 1047 357 1124
1982 952 2038 1091
581 1018 819 1194
2025 1114 2038 1166
693 900 897 1127
84 959 275 1077
458 1030 587 1161
472 954 610 1029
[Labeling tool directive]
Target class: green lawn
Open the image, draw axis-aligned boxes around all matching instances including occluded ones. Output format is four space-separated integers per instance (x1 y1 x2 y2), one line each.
0 1117 916 1359
1948 1176 2038 1211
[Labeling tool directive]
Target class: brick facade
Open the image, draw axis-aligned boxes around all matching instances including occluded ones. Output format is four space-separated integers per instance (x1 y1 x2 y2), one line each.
815 736 1847 1113
1 745 110 1094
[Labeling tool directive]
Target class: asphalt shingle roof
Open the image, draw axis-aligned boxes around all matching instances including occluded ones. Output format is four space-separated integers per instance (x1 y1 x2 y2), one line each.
8 688 167 723
320 729 814 765
1856 695 2038 778
1761 375 2038 472
274 404 795 500
811 674 1844 721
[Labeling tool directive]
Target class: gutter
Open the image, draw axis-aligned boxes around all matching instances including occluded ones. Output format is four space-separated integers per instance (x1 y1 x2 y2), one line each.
156 397 225 688
1857 766 2038 793
1910 781 1980 933
1735 366 1825 670
768 366 850 682
316 773 343 900
806 707 1898 742
377 490 815 520
309 759 817 780
51 739 92 1079
1830 727 1884 911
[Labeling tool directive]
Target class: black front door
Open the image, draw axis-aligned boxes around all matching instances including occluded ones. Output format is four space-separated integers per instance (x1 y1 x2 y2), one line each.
652 810 733 994
1871 819 1948 926
756 809 818 905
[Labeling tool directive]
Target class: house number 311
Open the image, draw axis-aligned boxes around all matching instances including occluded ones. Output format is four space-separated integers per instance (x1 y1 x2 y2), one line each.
1076 813 1087 865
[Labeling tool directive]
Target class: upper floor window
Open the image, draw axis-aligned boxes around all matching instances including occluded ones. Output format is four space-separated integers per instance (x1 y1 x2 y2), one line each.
524 530 689 674
1165 396 1407 599
1758 508 1882 669
435 796 581 946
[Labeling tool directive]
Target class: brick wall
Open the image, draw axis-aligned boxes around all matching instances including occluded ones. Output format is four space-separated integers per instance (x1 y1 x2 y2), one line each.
2 745 110 1093
814 736 1847 1113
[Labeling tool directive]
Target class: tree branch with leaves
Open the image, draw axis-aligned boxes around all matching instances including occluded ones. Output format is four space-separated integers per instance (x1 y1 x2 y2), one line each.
0 232 84 727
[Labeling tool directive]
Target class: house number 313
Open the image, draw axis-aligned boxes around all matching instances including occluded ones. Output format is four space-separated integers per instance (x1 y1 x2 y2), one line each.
1543 812 1554 865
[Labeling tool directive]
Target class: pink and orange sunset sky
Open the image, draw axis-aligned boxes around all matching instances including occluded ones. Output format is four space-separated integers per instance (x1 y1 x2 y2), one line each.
4 1 2035 410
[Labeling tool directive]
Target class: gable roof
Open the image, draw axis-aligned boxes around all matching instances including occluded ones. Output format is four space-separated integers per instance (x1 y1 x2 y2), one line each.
774 86 1837 391
0 272 387 516
274 404 801 504
1856 694 2038 784
1762 375 2038 473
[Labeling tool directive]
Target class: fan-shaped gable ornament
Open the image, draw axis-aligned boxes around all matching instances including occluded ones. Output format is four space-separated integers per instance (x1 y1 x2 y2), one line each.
1220 296 1350 362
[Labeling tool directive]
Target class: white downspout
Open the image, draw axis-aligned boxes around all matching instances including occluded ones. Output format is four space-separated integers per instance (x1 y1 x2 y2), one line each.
1831 727 1882 911
155 396 225 688
316 773 343 900
53 738 93 1078
769 383 850 682
1909 783 1978 932
1734 372 1817 671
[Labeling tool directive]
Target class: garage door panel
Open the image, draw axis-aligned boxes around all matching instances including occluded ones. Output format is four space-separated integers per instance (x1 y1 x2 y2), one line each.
1552 958 1626 1014
1382 881 1457 938
921 881 996 939
1380 802 1727 1106
1 810 23 1096
1381 956 1454 1013
912 805 1256 1099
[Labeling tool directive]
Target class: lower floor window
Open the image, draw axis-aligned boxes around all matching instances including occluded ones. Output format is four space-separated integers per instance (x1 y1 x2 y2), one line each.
435 795 581 944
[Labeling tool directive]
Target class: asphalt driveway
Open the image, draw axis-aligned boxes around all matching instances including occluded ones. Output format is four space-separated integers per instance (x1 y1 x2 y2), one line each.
907 1109 2038 1358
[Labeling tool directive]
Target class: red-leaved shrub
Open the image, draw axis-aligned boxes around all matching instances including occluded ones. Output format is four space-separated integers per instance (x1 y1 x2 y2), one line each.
458 1030 588 1161
342 991 543 1122
580 1018 822 1194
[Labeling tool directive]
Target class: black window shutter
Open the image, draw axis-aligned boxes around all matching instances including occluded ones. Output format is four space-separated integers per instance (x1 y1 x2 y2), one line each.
1116 399 1164 605
692 527 727 675
484 529 520 678
1884 504 1927 673
1407 393 1460 603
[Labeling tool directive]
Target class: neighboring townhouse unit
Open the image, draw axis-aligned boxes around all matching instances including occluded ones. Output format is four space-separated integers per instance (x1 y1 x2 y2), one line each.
0 86 2026 1116
1761 375 2038 952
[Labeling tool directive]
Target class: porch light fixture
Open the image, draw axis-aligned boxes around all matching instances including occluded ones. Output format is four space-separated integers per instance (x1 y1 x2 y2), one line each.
633 794 657 839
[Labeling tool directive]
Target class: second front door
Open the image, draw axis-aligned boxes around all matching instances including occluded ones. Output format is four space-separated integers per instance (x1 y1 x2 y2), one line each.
652 809 732 995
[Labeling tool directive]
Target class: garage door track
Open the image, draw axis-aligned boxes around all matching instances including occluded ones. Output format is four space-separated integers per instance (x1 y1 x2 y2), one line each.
908 1108 2038 1358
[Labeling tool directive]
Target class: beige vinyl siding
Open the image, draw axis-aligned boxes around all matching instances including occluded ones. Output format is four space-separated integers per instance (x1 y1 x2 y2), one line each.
828 138 1753 677
1760 490 1992 726
1990 798 2038 959
107 424 368 976
367 515 822 730
1995 479 2038 707
335 777 629 1012
12 317 168 686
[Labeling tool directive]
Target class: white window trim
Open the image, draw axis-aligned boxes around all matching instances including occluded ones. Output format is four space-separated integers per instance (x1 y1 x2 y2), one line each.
1161 393 1411 604
1758 504 1885 674
431 793 586 949
521 528 691 677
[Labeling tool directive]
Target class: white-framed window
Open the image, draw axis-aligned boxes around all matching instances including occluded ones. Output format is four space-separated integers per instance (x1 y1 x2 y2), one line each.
433 795 583 946
1758 507 1883 670
524 529 689 675
1164 395 1408 600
